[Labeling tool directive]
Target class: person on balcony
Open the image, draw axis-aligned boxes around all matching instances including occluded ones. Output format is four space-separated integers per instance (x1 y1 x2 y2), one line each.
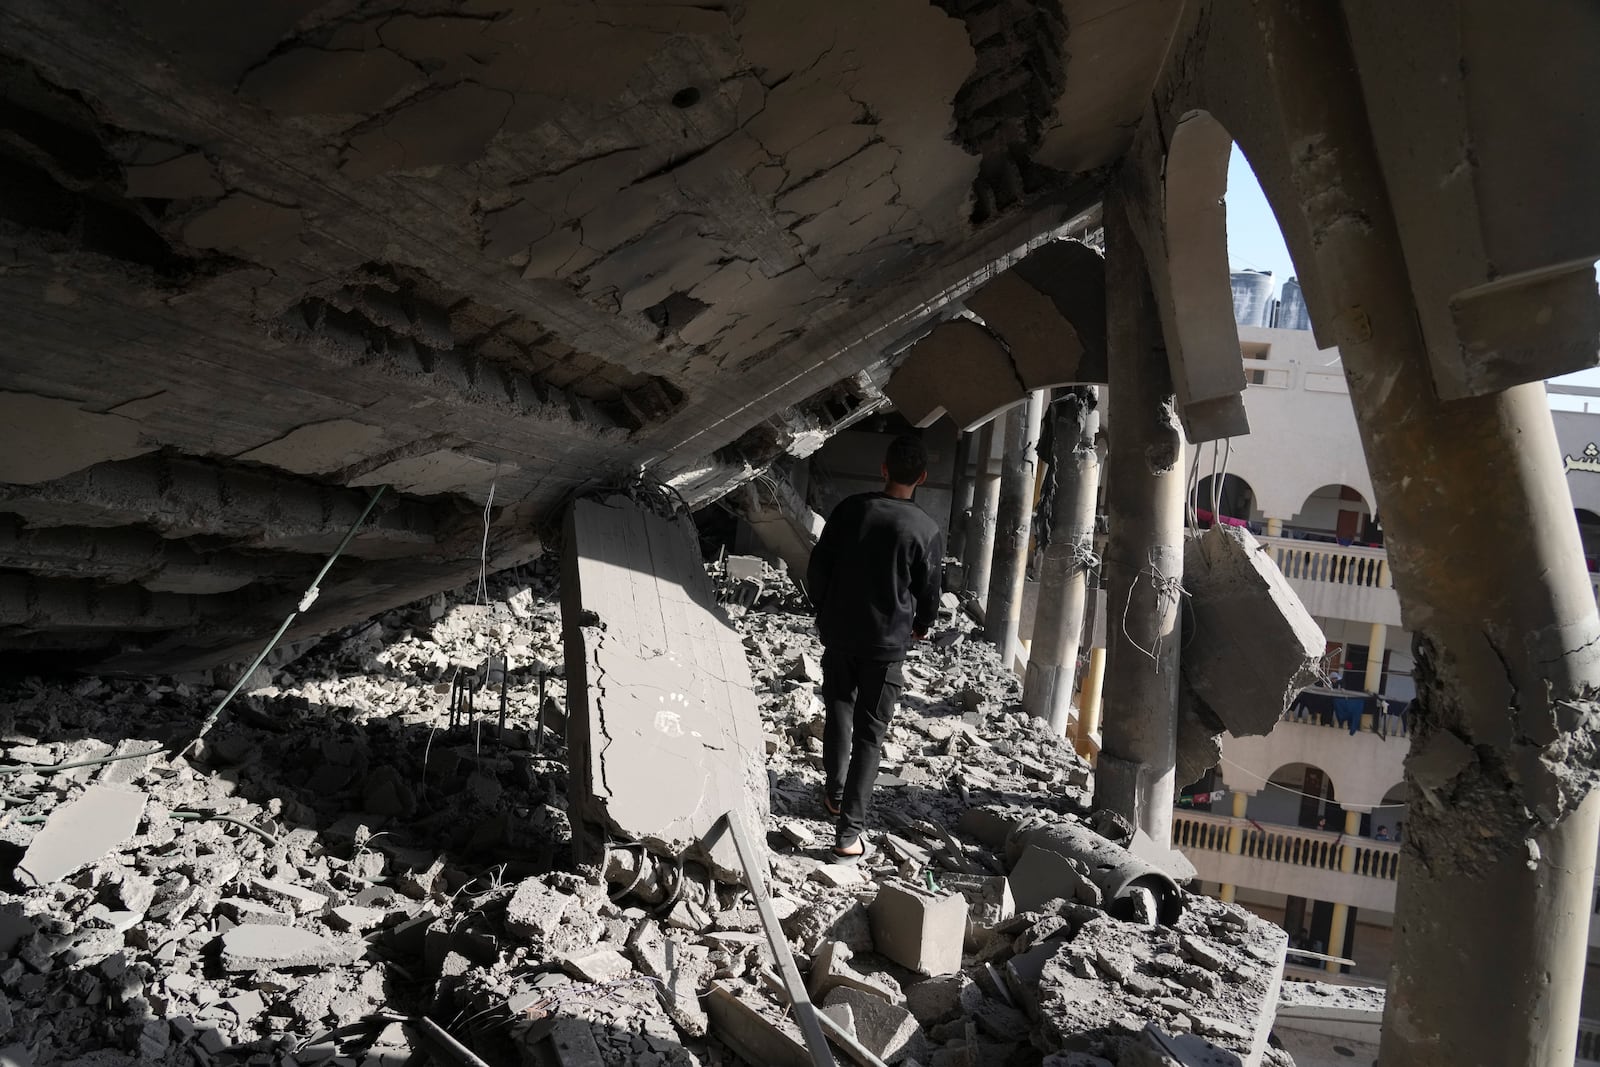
1375 825 1392 841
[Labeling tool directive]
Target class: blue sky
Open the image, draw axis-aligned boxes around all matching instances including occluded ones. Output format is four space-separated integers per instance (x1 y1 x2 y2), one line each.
1224 143 1600 407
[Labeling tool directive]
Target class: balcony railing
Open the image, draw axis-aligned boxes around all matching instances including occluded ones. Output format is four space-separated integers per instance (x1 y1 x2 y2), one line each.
1257 535 1391 589
1173 810 1402 882
1580 1018 1600 1066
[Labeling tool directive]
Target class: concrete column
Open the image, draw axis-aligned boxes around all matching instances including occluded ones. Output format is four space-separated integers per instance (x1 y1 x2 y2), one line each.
1218 790 1248 903
1265 517 1284 537
1024 387 1102 735
1257 6 1600 1062
947 430 975 562
963 415 1004 602
1075 646 1106 758
1362 622 1387 693
1094 192 1188 848
1324 808 1364 974
985 392 1045 668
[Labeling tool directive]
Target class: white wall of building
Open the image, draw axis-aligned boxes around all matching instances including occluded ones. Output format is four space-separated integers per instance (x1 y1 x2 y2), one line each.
1222 326 1378 524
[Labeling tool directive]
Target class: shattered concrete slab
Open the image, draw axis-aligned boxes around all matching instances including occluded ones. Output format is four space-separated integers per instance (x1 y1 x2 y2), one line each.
15 784 145 887
218 924 364 971
1182 525 1324 736
560 495 769 880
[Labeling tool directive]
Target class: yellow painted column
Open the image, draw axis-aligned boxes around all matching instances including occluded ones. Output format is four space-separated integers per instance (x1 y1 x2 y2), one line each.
1075 646 1107 759
1326 808 1363 973
1265 517 1284 537
1219 791 1249 903
1362 621 1387 693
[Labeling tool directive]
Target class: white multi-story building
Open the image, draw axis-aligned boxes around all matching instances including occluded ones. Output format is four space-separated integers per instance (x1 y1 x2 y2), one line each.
1169 298 1600 1064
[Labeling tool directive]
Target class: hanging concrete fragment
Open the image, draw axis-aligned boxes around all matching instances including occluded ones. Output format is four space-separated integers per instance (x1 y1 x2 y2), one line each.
560 495 770 881
1181 525 1324 737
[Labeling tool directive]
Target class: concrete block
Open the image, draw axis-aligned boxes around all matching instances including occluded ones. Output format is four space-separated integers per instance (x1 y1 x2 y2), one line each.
561 497 769 880
822 986 929 1064
16 784 145 886
808 939 904 1005
250 877 328 915
1008 842 1101 914
869 878 968 976
505 879 572 939
219 924 362 971
1181 526 1324 736
903 972 983 1026
559 947 632 983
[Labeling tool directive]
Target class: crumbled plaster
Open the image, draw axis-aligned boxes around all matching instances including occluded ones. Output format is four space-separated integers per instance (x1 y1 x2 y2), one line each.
0 392 154 484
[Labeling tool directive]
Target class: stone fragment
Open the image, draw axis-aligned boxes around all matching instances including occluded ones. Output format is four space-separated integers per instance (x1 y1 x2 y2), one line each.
810 864 865 888
218 898 293 927
870 878 968 976
779 821 817 848
250 878 328 915
326 905 387 933
1008 843 1103 912
219 924 362 971
627 919 711 1037
559 947 633 983
823 986 929 1064
505 879 572 939
808 939 904 1005
903 972 982 1027
1181 525 1324 736
15 785 146 886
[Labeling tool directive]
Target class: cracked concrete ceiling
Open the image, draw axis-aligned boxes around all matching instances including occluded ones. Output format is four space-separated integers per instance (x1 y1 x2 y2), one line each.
0 0 1176 668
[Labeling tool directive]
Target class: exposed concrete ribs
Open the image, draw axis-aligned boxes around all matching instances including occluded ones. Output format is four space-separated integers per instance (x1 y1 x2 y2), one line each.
932 0 1071 223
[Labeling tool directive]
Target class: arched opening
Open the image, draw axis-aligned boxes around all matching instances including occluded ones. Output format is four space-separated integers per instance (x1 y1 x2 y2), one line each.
1289 483 1376 545
1194 472 1258 527
1254 761 1338 831
1375 784 1407 844
1576 508 1600 573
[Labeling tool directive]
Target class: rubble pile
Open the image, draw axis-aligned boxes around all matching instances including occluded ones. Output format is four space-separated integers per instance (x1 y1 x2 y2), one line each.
0 553 1291 1067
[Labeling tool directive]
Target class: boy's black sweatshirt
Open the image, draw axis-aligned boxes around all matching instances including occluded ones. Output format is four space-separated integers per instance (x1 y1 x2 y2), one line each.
806 492 944 662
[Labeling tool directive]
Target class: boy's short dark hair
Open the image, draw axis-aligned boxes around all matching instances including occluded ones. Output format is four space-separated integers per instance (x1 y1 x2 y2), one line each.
884 433 928 485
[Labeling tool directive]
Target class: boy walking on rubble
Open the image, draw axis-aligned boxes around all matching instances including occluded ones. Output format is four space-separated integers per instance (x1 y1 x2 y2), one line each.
806 433 943 862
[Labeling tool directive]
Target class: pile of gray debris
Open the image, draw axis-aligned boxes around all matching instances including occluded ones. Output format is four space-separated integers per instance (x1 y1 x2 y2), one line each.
0 553 1291 1067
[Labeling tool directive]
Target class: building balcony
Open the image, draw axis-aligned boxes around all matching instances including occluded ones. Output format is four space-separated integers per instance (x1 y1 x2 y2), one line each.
1580 1018 1600 1067
1255 533 1402 627
1173 809 1402 912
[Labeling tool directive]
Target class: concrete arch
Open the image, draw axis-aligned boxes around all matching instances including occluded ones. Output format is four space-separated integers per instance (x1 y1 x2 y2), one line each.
883 240 1108 430
1290 483 1374 538
1154 110 1250 443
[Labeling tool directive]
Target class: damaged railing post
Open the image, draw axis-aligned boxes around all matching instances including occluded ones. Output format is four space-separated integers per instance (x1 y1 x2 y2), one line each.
1255 5 1600 1063
1023 386 1102 735
1094 191 1186 847
962 413 1004 604
984 390 1046 669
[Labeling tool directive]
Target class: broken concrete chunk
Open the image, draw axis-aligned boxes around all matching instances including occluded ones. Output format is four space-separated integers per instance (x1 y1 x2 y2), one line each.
1181 525 1324 736
250 877 328 915
870 878 968 977
505 878 572 939
219 924 361 971
822 985 929 1064
560 497 770 880
559 947 632 983
903 971 983 1026
15 784 145 887
808 938 904 1005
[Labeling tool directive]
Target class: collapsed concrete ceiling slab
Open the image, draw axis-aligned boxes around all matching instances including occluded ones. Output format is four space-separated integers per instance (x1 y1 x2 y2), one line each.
0 0 1178 667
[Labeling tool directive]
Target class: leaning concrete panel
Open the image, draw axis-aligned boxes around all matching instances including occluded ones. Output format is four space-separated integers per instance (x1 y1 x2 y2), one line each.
1182 525 1324 737
560 496 769 880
